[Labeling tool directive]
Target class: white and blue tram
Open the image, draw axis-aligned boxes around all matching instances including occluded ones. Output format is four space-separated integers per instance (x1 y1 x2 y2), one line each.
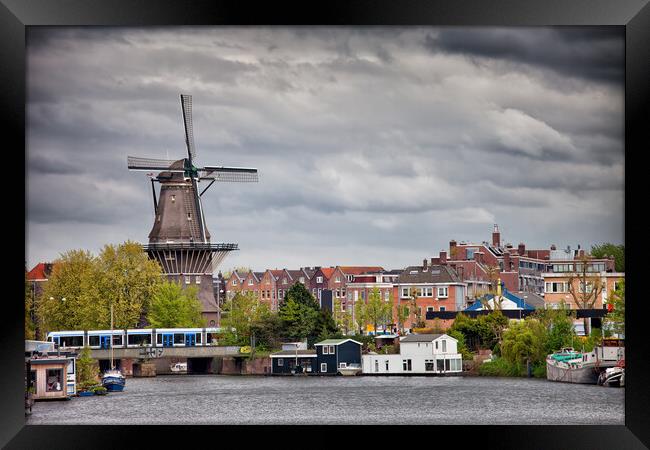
46 328 223 349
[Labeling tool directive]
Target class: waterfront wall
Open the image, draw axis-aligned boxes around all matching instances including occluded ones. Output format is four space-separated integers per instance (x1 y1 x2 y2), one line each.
220 357 272 375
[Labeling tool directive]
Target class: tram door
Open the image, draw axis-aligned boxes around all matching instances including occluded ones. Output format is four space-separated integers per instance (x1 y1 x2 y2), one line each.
185 333 195 347
163 334 173 347
100 336 111 349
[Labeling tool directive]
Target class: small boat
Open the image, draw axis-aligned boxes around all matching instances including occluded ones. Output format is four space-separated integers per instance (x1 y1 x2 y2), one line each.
102 369 126 392
101 304 126 392
546 347 598 384
338 363 362 376
170 362 187 373
598 360 625 387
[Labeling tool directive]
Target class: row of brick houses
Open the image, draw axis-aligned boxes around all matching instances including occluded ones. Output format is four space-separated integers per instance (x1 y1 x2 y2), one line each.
27 225 624 333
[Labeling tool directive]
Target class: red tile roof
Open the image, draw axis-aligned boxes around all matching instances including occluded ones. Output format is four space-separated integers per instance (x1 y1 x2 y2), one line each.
27 263 53 281
339 266 384 275
321 267 336 279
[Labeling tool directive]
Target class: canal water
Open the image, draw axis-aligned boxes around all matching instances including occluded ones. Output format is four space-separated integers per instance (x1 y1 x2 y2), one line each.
26 375 624 425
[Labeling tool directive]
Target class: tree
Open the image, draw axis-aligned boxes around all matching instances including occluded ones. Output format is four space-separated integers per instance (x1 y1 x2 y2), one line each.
147 281 204 328
96 241 163 329
355 299 367 334
532 302 576 354
567 254 605 336
333 298 355 335
605 279 625 336
25 269 35 340
39 242 163 333
397 304 410 335
220 291 270 345
363 287 392 335
278 283 322 344
76 346 99 390
409 288 425 328
590 243 624 272
480 265 504 311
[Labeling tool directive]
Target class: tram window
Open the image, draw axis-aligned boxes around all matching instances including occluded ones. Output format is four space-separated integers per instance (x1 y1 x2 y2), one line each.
88 336 100 347
195 333 202 344
206 333 217 345
173 334 185 344
128 334 151 346
46 369 63 392
61 335 83 347
156 334 163 345
112 335 123 346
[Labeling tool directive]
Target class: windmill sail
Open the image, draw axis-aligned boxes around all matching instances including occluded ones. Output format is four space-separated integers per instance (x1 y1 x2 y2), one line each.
127 156 184 172
199 166 259 182
180 94 196 163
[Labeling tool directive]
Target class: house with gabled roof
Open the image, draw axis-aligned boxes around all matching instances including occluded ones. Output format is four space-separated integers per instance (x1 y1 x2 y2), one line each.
224 270 246 300
314 338 362 374
397 259 468 331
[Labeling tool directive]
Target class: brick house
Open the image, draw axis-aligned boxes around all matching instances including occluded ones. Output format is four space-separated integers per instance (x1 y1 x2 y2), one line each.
397 259 467 331
26 262 55 340
224 270 246 300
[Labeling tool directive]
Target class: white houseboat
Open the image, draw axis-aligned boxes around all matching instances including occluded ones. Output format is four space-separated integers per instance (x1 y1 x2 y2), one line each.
362 333 463 375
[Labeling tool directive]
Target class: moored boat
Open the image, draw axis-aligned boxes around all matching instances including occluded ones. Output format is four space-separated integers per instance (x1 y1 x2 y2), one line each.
546 339 625 384
338 363 362 376
102 369 126 392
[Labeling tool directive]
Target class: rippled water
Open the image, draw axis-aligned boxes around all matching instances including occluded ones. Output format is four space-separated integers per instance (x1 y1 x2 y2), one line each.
26 375 624 425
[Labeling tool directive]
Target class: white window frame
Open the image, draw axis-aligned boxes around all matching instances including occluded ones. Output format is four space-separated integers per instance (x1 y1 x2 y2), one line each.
232 280 237 286
339 362 347 369
437 286 448 298
283 278 287 285
185 276 191 285
335 276 341 283
401 287 409 298
195 276 201 284
316 276 323 284
278 358 283 366
322 346 329 355
248 279 253 286
320 363 327 373
328 345 335 354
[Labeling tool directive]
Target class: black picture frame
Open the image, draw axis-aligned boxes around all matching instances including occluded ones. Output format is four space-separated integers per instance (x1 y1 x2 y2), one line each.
3 0 648 448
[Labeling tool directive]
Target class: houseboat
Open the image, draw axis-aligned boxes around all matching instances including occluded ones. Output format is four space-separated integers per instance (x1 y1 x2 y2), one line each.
546 338 625 384
314 339 363 375
362 333 463 375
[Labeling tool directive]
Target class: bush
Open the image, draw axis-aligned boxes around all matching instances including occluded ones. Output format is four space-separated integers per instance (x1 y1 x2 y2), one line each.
478 357 523 377
532 363 547 378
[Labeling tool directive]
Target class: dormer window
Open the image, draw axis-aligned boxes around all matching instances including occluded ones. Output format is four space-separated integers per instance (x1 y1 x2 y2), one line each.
335 277 341 283
232 280 237 286
283 278 287 285
248 279 253 286
316 276 323 283
299 277 305 283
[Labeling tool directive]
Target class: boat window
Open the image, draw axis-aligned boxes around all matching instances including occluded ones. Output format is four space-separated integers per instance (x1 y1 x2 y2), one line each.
46 369 63 392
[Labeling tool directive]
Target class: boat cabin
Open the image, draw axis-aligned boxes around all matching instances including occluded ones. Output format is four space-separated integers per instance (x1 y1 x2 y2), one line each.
270 350 317 374
314 339 363 375
28 356 75 400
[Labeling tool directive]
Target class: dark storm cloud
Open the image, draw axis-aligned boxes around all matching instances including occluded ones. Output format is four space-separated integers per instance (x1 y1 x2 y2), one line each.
26 27 624 271
428 27 624 85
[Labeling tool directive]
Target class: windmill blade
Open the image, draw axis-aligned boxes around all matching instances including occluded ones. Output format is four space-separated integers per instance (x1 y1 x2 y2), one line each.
127 156 185 172
199 166 259 182
180 94 197 163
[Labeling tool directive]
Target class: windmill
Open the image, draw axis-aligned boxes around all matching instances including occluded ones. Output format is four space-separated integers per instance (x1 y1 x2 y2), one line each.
127 94 259 326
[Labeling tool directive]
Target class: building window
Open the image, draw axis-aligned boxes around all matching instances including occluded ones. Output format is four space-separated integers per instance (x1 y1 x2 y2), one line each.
384 291 390 301
402 359 412 371
440 306 446 312
185 276 191 284
232 280 237 286
316 276 323 283
579 281 594 293
375 360 379 372
339 362 347 369
320 363 327 373
425 360 434 371
278 358 284 366
437 287 448 298
248 279 253 286
545 282 567 293
427 306 435 312
299 277 305 283
401 288 409 298
283 278 287 285
328 345 335 354
442 340 447 352
423 287 433 297
322 346 329 355
195 276 201 284
46 369 63 392
335 276 341 283
385 360 389 371
318 288 322 299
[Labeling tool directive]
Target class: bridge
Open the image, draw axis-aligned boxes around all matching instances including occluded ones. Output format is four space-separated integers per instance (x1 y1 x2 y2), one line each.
87 345 250 375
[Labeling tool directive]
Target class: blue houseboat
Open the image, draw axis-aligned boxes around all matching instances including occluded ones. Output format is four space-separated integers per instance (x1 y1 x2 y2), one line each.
315 339 362 375
270 349 318 374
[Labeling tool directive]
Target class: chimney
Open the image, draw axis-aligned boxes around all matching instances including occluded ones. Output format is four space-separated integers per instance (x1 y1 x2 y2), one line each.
449 240 457 258
492 224 501 247
440 251 447 265
518 243 526 256
503 252 511 271
457 265 464 280
423 258 428 270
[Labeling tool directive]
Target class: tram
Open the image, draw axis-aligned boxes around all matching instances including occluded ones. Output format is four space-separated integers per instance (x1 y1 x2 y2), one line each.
46 327 223 349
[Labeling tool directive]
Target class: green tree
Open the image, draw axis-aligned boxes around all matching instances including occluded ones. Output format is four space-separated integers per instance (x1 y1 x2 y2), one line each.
76 346 99 390
409 288 425 328
25 269 35 340
147 281 204 328
397 304 410 335
315 307 339 341
220 291 270 345
532 302 576 353
590 243 624 272
605 279 625 336
355 299 367 334
364 287 392 335
333 298 355 335
96 241 163 329
278 283 323 344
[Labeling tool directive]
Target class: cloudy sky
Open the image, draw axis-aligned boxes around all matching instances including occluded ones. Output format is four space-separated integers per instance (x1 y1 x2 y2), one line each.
26 27 624 273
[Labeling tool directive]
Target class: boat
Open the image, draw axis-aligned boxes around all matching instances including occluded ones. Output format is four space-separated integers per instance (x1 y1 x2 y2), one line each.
546 339 625 384
170 362 187 373
338 363 362 376
101 304 126 392
598 359 625 387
